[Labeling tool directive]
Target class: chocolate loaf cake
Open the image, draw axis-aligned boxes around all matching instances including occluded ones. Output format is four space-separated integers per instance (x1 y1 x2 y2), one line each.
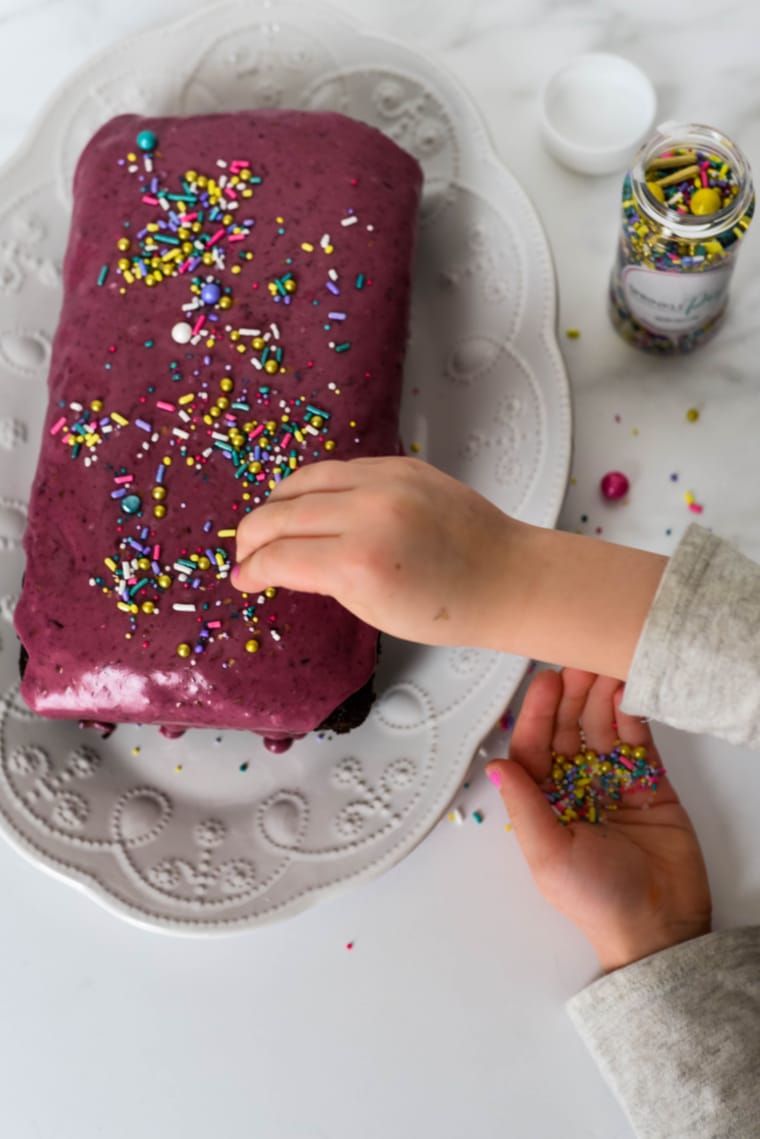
14 111 422 744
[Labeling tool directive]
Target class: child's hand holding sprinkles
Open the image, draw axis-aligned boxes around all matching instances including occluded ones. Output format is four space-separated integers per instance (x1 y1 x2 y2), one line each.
486 668 712 974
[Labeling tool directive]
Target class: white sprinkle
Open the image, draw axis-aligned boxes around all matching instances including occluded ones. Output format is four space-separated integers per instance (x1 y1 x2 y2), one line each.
173 603 196 612
128 164 138 174
270 629 281 642
320 233 330 247
159 197 170 210
270 323 280 339
237 328 260 336
340 215 358 227
251 357 263 370
70 402 83 412
366 224 374 232
216 159 227 168
144 157 153 173
171 322 193 344
178 410 191 423
211 432 229 442
449 808 464 826
173 427 189 440
218 176 227 189
328 268 339 281
202 447 213 458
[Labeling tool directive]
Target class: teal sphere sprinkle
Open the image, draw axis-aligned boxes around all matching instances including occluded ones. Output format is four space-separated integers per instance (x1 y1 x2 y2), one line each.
122 494 142 515
136 129 158 153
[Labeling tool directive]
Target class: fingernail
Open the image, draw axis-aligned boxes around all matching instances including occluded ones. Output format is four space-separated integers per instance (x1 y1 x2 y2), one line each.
487 767 502 789
230 564 241 586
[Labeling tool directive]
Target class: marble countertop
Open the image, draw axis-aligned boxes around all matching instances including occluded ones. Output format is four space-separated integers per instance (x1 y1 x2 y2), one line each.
1 2 759 1138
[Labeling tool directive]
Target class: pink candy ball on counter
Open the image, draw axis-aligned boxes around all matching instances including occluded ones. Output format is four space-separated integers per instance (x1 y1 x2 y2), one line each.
600 471 630 500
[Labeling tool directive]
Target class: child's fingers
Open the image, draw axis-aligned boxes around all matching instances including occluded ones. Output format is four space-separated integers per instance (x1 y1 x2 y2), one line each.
580 674 624 753
487 760 570 868
235 492 346 563
553 669 597 757
262 459 360 503
508 669 562 781
233 536 342 595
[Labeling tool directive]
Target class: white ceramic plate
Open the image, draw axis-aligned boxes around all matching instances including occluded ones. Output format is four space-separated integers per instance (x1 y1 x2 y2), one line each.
0 0 570 933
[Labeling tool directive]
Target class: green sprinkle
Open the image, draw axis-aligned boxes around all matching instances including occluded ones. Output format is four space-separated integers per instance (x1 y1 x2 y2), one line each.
472 810 484 824
335 342 351 353
97 264 109 286
144 340 154 348
355 273 365 289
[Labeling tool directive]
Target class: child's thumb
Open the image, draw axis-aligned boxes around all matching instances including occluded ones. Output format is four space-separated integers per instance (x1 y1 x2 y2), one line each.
486 760 567 866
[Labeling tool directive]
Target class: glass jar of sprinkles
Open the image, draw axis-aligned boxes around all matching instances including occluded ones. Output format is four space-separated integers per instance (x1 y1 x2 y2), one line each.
609 121 754 353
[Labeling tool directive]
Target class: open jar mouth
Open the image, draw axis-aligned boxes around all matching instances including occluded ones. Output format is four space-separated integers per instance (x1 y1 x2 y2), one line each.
630 121 754 240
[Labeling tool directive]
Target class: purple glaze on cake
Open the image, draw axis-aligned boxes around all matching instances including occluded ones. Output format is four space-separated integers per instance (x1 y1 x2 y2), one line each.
15 112 422 737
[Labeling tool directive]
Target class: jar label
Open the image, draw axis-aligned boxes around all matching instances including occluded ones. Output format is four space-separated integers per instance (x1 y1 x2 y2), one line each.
621 264 733 335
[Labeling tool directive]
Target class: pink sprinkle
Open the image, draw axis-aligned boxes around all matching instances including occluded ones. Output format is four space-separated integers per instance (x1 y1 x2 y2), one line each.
228 232 245 242
153 546 160 559
689 502 704 513
142 195 159 205
249 424 265 439
178 260 191 274
113 474 134 485
618 755 634 771
156 401 175 412
191 315 206 336
206 228 226 248
207 620 222 628
50 416 67 435
183 212 198 222
280 432 292 448
230 160 250 171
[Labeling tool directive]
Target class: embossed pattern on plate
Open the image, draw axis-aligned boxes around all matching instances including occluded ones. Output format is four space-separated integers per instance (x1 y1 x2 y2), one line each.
0 0 570 933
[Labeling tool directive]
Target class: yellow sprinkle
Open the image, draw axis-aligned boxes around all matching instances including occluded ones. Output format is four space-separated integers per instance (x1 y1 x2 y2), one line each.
684 491 695 505
410 442 421 453
504 823 513 832
104 557 117 571
565 328 581 339
178 392 195 405
686 407 700 422
217 529 236 538
301 242 315 252
175 765 183 773
110 412 128 426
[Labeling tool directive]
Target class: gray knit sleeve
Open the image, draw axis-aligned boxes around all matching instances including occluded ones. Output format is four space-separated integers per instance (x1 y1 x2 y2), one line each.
567 928 760 1139
621 524 760 746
